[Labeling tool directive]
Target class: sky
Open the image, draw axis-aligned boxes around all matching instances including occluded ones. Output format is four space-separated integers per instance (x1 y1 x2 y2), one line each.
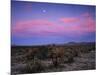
11 1 96 45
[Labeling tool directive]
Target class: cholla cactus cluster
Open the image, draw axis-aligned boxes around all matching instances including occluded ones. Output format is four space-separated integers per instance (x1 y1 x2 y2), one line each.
11 43 95 74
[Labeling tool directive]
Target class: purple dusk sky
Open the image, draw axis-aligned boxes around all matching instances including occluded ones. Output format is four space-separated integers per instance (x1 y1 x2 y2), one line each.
11 1 96 45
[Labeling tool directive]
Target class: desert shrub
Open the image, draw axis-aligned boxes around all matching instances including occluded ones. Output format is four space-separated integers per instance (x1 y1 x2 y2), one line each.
67 48 78 57
73 50 78 57
48 47 65 68
20 60 34 73
64 52 74 63
67 55 74 63
21 59 45 73
37 47 49 60
25 48 39 61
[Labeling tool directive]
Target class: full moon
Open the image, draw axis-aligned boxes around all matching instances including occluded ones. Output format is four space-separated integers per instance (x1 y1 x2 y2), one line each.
42 10 46 13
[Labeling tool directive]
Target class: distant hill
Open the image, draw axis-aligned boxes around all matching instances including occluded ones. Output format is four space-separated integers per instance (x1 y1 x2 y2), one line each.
66 42 95 45
11 42 95 47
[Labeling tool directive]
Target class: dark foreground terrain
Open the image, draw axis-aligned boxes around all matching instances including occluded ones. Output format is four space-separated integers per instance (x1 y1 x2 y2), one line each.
11 42 96 75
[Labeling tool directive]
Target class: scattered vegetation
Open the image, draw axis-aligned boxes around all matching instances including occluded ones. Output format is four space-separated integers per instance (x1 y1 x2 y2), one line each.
11 42 96 75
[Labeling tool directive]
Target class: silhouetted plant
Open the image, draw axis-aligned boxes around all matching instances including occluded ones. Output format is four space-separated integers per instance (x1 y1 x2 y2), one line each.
25 48 39 61
64 51 74 63
22 58 45 73
48 47 65 68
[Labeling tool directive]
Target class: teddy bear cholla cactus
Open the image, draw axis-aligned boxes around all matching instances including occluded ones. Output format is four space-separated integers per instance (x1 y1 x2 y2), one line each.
48 47 65 67
25 48 39 62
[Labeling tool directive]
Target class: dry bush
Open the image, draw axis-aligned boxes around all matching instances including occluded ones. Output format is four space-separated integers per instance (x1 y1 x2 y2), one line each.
48 47 65 67
21 58 45 73
25 48 39 61
64 52 74 63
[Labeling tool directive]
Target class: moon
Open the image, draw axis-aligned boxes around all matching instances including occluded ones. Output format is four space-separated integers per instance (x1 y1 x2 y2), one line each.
42 9 46 13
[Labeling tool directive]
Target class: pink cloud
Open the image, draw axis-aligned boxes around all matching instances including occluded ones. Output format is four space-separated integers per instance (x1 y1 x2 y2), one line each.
79 13 96 32
12 12 95 37
59 17 79 23
12 19 59 37
59 12 95 33
12 19 53 31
